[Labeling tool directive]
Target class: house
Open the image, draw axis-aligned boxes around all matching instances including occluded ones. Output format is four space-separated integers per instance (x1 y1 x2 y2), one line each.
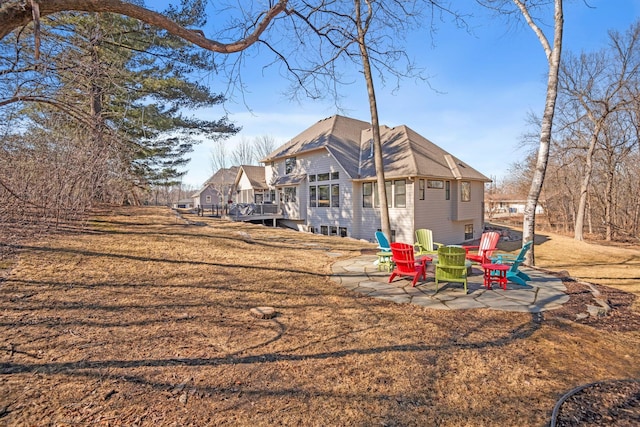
485 193 545 216
234 165 272 204
256 115 491 245
192 166 238 209
173 199 194 209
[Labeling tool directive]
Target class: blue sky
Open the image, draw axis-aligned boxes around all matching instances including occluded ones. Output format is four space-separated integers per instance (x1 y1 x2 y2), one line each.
151 1 640 188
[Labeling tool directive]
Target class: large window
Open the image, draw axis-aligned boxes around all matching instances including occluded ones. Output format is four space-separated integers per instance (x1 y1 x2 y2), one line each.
461 181 471 202
362 180 406 208
331 184 340 207
318 184 330 207
284 187 296 202
285 157 296 174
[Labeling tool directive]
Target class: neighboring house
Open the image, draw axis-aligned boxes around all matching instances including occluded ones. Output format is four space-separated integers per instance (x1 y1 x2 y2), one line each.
258 114 491 245
234 165 273 204
485 194 545 216
192 166 238 208
173 199 194 209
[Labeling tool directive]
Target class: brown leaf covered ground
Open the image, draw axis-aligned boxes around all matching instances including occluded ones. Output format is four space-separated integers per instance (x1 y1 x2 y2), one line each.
1 206 639 426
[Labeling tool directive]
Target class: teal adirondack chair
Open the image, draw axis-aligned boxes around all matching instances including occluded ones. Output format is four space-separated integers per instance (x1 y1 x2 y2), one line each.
375 231 391 252
375 231 394 271
493 241 533 286
414 229 443 256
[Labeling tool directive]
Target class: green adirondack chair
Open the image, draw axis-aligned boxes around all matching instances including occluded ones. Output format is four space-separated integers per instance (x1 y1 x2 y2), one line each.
414 229 443 256
435 246 468 294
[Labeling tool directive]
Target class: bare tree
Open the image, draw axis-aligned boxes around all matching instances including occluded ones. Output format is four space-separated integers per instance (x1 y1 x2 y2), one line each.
210 142 229 176
556 23 640 241
480 0 564 265
231 137 256 166
255 0 460 241
0 0 288 52
254 135 277 161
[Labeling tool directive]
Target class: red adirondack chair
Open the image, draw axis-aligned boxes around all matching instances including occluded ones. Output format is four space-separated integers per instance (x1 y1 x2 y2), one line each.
463 231 500 264
388 242 430 287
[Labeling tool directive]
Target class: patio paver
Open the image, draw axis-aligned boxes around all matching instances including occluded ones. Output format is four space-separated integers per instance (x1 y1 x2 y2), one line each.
330 255 568 312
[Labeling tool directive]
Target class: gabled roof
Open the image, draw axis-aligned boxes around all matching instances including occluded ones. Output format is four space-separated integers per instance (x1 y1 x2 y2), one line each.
261 114 490 182
191 166 239 198
261 115 370 179
206 166 238 186
235 165 268 189
357 125 490 181
190 185 213 198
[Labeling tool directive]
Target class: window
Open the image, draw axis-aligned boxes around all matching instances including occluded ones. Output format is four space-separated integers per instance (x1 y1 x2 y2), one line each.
331 184 340 207
330 226 338 236
461 181 471 202
339 227 347 237
427 180 444 189
445 181 450 200
394 180 406 208
331 171 339 180
309 174 316 182
285 157 296 174
205 195 211 203
464 224 474 240
270 189 276 202
309 186 317 207
320 225 328 235
284 187 296 202
363 181 404 208
418 179 425 200
254 194 263 204
317 173 330 181
363 182 373 208
318 185 330 207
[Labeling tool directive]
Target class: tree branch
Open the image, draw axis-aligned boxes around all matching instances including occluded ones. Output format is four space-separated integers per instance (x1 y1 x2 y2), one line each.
0 0 288 53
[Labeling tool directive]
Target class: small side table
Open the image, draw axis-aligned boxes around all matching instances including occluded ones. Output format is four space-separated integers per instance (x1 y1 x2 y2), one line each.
481 263 509 290
377 251 394 272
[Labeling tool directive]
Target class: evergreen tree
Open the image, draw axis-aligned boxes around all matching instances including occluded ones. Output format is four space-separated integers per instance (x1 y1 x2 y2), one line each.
0 5 238 214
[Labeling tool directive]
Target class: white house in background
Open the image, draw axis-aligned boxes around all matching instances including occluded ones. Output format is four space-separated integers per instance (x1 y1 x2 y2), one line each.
257 114 491 245
485 194 545 216
192 166 238 208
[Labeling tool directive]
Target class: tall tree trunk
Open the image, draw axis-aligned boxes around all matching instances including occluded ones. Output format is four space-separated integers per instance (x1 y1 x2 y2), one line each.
574 126 600 241
604 165 614 240
355 0 391 240
518 0 564 265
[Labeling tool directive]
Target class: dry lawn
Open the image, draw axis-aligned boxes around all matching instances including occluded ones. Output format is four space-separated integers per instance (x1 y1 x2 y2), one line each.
491 222 640 303
1 206 639 426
